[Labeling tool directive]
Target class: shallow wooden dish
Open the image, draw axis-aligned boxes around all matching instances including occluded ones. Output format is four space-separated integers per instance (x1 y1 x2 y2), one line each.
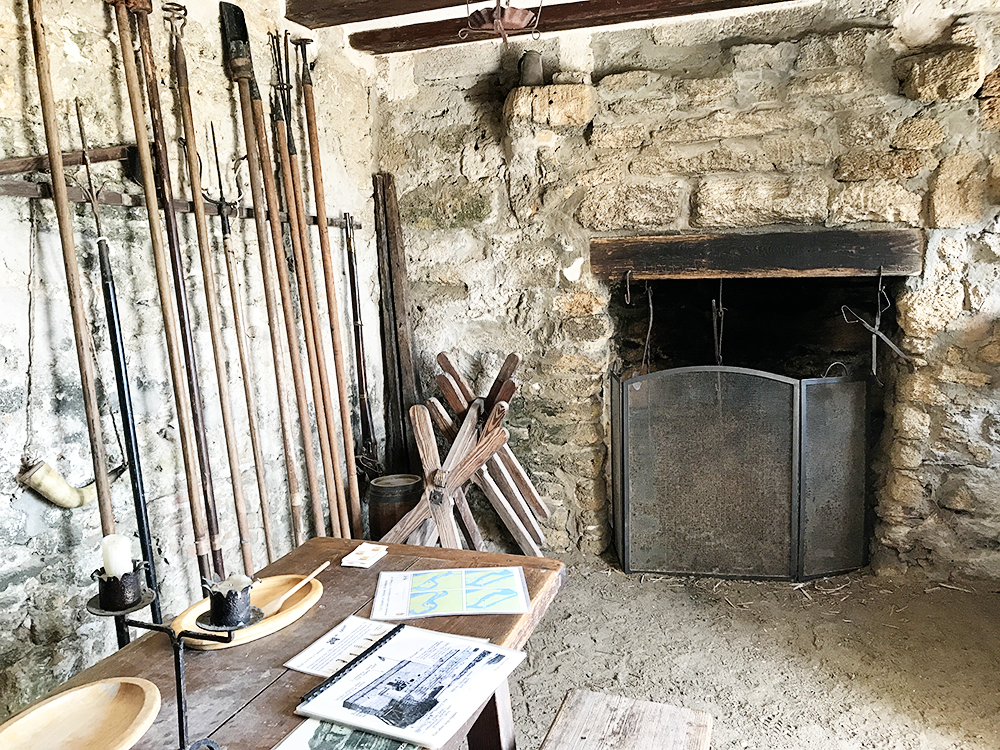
171 574 323 650
0 677 160 750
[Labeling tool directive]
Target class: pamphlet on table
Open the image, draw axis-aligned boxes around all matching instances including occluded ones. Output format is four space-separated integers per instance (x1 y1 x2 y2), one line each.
272 718 420 750
370 566 530 620
289 617 525 749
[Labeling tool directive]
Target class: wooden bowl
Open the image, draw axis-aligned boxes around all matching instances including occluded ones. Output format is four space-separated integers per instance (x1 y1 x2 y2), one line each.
171 574 323 650
0 677 160 750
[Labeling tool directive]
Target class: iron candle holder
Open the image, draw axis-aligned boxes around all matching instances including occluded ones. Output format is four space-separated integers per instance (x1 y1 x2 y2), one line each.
87 571 260 750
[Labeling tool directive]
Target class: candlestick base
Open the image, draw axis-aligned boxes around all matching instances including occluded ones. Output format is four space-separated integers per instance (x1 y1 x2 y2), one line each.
86 589 157 618
195 606 264 632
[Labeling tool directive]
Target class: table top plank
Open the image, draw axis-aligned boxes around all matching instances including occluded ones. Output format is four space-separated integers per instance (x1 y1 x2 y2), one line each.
53 539 565 750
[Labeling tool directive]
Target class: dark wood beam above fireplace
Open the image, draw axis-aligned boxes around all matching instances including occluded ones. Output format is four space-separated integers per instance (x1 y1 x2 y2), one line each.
284 0 794 53
589 230 925 280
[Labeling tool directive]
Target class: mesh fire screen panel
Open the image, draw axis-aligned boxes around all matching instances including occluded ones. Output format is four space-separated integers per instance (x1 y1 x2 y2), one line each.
799 377 867 578
617 367 798 578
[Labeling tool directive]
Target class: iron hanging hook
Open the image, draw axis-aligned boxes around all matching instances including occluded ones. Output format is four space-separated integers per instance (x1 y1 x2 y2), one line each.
624 270 632 305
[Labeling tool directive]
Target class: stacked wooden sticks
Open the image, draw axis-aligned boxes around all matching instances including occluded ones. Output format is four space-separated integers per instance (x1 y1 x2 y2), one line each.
381 353 551 556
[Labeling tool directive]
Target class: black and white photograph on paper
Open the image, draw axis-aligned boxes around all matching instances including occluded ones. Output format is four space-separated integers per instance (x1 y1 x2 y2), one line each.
295 622 525 748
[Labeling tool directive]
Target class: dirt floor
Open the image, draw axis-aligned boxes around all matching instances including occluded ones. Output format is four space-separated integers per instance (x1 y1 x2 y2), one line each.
509 551 1000 750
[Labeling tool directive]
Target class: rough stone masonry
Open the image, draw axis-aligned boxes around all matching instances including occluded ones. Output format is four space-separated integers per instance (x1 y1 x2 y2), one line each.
376 7 1000 583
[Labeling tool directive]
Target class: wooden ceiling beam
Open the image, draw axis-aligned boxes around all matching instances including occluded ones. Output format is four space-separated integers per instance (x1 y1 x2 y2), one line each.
322 0 794 53
286 0 462 30
589 230 925 280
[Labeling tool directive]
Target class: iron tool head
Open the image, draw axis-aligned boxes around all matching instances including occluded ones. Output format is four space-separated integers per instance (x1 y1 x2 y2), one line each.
220 2 253 80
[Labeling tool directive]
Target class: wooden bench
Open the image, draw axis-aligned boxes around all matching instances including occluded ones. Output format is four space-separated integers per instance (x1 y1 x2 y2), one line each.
539 689 713 750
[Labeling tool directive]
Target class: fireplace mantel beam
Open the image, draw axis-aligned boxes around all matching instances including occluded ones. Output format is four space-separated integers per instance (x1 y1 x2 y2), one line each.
589 230 924 280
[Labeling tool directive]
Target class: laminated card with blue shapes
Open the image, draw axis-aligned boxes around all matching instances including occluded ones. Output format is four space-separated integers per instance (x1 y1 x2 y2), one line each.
370 566 531 620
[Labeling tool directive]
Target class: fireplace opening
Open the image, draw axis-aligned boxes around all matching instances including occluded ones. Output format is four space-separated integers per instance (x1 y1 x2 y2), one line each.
609 275 903 581
611 276 896 380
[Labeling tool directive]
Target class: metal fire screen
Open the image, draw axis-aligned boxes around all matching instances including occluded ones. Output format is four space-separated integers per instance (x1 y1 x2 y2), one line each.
611 367 865 580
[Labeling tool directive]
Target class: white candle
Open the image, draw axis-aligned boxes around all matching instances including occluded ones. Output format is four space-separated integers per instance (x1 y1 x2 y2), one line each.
101 534 133 578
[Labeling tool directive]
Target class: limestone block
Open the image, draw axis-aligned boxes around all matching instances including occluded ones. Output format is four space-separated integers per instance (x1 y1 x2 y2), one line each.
896 370 947 406
562 315 612 342
597 70 663 94
839 112 896 148
590 123 647 149
796 36 836 70
608 97 676 117
894 46 985 101
978 331 1000 362
979 97 1000 130
398 180 491 229
929 151 987 228
761 135 833 170
732 42 798 72
632 140 766 175
891 117 945 149
829 180 922 225
940 364 991 386
553 71 592 85
504 85 597 128
980 66 1000 97
885 470 927 511
786 68 872 97
939 484 975 511
577 181 684 231
693 174 829 227
896 278 965 338
676 77 738 109
666 108 814 142
890 441 924 469
896 405 931 440
835 148 937 181
553 292 604 317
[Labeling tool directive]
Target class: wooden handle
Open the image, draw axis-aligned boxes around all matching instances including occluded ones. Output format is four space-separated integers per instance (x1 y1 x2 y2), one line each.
426 397 458 440
437 352 477 403
448 427 508 493
485 353 520 412
260 560 330 617
482 400 509 436
410 404 441 480
442 399 483 473
436 372 469 417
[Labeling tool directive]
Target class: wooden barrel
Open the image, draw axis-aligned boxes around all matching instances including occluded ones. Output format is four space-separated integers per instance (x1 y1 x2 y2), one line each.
367 474 423 540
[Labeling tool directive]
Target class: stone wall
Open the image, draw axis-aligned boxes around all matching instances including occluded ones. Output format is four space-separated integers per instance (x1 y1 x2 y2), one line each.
374 7 1000 578
0 2 376 718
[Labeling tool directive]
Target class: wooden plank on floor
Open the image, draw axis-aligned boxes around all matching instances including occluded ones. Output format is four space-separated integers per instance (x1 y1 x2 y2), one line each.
589 229 925 280
539 689 713 750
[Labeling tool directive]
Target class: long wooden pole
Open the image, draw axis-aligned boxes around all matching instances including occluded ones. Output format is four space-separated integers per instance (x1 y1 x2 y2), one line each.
27 0 114 536
295 38 363 537
275 32 348 538
133 7 225 578
208 123 276 563
272 98 343 538
248 83 320 545
167 14 255 576
107 0 211 579
219 9 307 546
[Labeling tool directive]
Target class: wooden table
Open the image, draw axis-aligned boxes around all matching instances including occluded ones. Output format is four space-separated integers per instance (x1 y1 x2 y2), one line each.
58 538 566 750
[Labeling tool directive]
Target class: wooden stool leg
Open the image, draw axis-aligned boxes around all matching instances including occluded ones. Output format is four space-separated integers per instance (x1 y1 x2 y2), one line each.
467 679 516 750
